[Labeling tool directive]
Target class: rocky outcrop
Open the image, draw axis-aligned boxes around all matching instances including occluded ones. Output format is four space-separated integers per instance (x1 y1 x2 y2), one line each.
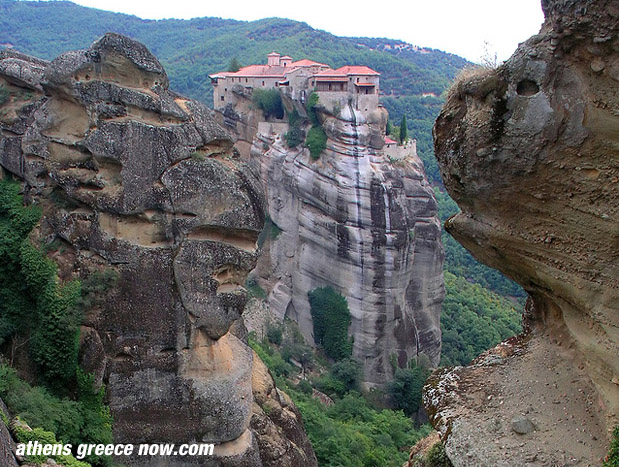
249 103 444 386
0 34 315 466
429 0 618 463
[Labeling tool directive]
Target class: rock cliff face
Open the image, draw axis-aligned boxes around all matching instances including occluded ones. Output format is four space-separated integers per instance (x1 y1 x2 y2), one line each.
249 103 444 386
0 34 316 466
428 0 618 463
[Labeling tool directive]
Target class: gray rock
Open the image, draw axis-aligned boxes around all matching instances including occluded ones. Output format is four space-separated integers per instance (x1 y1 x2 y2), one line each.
249 103 444 386
0 34 315 466
511 416 535 435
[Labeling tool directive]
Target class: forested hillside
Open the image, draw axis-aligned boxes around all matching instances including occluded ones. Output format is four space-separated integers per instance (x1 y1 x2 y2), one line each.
0 0 523 365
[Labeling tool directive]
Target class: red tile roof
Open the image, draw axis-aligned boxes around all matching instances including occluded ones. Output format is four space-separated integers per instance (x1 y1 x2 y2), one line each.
290 59 329 68
228 64 287 78
335 65 380 76
385 137 397 145
210 56 379 80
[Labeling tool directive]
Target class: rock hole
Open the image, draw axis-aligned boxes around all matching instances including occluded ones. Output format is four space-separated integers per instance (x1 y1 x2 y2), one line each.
516 79 540 96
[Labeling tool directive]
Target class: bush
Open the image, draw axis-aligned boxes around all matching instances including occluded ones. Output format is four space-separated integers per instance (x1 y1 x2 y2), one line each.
387 366 431 416
266 322 283 345
605 426 619 467
306 125 327 160
0 364 113 466
252 88 284 119
297 379 313 395
306 91 320 125
423 442 453 467
285 109 304 148
0 85 9 106
13 424 91 467
309 287 352 361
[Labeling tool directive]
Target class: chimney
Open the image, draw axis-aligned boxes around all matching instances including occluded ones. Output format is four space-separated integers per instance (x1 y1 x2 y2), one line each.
267 52 280 66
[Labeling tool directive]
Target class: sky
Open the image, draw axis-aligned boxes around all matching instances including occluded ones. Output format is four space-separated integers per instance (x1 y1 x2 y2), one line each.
67 0 546 63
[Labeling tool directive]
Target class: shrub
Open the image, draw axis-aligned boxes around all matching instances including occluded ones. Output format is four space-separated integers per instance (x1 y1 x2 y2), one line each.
245 277 267 300
604 426 619 467
306 91 320 125
266 322 283 345
0 364 113 466
0 85 9 106
297 379 313 395
308 287 352 361
399 115 408 143
387 366 431 416
285 109 304 148
424 441 453 467
252 88 284 119
306 125 327 160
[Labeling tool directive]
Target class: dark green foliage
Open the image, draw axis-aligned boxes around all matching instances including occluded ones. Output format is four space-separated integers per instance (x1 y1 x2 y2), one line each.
294 389 432 467
306 125 327 160
386 119 393 137
0 84 9 106
0 181 83 389
0 181 42 346
249 331 433 466
0 364 112 466
249 334 294 378
424 442 453 466
306 91 320 125
245 277 267 300
399 115 408 143
440 272 522 366
297 379 313 395
285 109 304 148
308 287 352 361
281 341 314 370
75 268 119 312
387 366 430 416
266 322 283 345
12 424 90 467
257 215 282 248
227 57 242 72
252 88 284 119
315 358 361 397
605 426 619 467
20 241 82 390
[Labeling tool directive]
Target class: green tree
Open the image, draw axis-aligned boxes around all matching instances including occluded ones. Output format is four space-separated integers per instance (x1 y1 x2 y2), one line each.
252 88 284 119
227 57 242 72
306 125 327 160
387 366 430 416
308 287 352 361
399 115 408 143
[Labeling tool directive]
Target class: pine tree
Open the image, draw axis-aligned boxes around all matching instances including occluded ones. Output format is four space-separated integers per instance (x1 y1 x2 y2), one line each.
399 115 408 143
386 119 393 136
228 57 242 72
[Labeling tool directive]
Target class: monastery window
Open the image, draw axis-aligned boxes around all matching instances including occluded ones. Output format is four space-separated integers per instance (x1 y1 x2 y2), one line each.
262 81 265 86
245 78 248 83
221 96 225 101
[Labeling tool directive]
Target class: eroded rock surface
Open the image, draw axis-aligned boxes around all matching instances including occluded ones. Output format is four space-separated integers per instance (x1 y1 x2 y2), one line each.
429 0 618 463
0 34 315 466
249 103 444 386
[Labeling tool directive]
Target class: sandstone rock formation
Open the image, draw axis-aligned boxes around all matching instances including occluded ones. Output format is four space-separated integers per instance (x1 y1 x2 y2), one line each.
248 102 444 386
428 0 618 463
0 34 315 466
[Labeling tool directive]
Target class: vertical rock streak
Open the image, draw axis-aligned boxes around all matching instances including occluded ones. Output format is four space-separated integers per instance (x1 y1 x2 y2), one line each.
250 104 444 385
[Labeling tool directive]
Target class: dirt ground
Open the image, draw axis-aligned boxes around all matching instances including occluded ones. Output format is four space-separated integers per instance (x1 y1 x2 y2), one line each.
426 333 610 466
